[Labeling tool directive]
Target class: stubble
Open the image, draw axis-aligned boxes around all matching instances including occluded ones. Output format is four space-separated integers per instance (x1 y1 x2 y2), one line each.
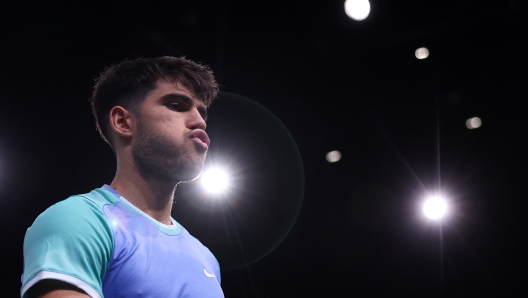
132 121 206 183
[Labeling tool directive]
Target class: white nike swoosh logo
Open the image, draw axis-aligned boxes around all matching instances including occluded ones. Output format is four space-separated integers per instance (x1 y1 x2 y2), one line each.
204 268 216 278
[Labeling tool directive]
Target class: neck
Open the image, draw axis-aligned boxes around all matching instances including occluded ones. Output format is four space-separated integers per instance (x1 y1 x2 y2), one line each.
110 155 177 225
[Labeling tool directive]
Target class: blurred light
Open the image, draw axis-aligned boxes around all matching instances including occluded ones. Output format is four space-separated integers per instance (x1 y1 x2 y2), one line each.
466 117 482 129
415 47 429 59
344 0 371 21
326 150 342 163
423 196 447 220
201 168 229 193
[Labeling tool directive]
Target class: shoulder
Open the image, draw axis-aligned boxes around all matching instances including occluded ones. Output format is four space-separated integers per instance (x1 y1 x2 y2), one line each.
22 187 118 298
25 187 119 249
33 187 118 225
31 189 114 230
53 186 119 213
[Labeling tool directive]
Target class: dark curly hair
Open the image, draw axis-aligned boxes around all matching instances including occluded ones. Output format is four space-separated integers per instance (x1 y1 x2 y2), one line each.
91 56 218 149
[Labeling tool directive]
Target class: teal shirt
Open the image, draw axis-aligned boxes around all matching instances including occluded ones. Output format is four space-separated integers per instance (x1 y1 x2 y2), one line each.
21 186 223 297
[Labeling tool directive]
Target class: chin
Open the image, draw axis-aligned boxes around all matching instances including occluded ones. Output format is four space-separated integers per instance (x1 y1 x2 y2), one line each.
174 160 205 183
176 171 202 184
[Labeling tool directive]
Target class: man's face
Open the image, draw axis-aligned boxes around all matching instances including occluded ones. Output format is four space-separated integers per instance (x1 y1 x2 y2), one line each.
131 79 210 183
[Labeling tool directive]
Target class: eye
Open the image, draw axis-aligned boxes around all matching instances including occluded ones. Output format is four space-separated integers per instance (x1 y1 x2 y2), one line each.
167 103 181 111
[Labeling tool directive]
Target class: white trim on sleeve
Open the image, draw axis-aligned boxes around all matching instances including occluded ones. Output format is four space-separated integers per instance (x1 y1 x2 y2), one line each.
21 270 101 298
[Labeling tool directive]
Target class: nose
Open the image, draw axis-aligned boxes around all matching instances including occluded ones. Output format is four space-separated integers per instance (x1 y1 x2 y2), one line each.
186 107 207 130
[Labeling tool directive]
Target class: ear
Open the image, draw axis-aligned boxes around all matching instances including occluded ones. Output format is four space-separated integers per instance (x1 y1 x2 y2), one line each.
109 106 134 140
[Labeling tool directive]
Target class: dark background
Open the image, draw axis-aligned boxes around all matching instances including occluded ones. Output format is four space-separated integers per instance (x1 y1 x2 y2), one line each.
1 0 527 297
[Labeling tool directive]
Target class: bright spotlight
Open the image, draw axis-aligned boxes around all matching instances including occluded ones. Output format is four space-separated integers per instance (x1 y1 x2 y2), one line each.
326 150 342 163
344 0 371 21
465 117 482 129
423 196 447 220
201 168 229 193
415 47 429 59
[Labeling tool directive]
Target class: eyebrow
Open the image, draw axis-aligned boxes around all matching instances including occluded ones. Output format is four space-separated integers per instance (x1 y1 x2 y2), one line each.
160 93 208 121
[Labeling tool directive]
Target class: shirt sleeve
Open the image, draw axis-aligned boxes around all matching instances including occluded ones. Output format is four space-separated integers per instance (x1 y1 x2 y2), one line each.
21 196 114 298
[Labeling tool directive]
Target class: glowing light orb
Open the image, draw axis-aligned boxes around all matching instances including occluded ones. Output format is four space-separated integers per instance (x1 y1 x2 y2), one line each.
423 196 447 220
326 150 342 163
201 168 229 193
415 47 429 59
344 0 371 21
466 117 482 129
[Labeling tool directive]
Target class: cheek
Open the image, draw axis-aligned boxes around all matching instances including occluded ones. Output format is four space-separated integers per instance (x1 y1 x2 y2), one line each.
157 121 186 142
138 111 187 142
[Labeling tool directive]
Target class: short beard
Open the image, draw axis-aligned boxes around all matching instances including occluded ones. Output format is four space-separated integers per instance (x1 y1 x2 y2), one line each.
132 121 205 184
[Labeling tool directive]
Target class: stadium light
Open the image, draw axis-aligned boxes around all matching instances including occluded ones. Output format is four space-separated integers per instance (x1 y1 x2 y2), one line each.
344 0 371 21
423 196 447 220
466 117 482 129
415 47 429 59
201 167 230 194
326 150 342 163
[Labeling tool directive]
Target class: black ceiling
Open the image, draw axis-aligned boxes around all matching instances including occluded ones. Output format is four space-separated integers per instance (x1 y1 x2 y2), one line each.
1 0 527 296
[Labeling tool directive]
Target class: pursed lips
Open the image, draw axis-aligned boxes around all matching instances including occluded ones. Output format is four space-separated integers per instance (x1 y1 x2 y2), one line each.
189 129 210 150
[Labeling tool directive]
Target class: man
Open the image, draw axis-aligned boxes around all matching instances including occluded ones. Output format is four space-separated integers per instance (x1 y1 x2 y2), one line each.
21 57 224 297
